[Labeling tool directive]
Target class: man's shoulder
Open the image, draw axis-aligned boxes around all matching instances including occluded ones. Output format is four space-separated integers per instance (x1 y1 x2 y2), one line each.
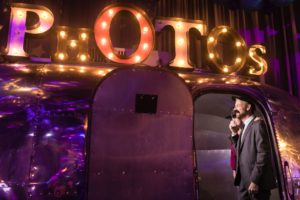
251 117 267 130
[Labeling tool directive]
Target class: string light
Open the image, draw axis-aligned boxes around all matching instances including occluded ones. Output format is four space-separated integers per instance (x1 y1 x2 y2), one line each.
209 53 214 59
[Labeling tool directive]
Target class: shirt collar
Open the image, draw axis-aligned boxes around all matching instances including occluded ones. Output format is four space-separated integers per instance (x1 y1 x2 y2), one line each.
243 115 255 128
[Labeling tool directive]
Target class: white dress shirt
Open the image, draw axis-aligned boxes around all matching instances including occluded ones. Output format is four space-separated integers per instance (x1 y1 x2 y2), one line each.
241 115 255 141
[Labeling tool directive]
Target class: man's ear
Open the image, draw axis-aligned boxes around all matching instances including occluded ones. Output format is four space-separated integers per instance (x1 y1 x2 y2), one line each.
246 103 251 112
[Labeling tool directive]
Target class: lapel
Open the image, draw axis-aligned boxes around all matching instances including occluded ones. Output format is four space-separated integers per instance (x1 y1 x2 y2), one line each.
239 117 255 152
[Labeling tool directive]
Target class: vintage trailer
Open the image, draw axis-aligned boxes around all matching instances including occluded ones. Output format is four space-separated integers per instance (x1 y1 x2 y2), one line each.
0 63 299 200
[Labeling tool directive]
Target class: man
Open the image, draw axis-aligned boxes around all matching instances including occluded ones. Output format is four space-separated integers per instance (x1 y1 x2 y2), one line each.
228 110 243 178
231 96 276 200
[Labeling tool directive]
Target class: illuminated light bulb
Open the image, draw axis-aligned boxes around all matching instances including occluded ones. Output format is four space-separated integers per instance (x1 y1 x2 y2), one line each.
197 24 203 31
135 55 141 62
143 43 149 50
79 67 85 73
222 28 228 33
43 68 49 73
209 53 215 59
108 52 113 59
143 27 149 33
12 48 18 55
98 70 105 76
41 11 48 19
178 38 184 45
249 52 254 57
102 22 107 29
38 26 45 32
136 13 141 19
81 33 87 40
58 53 65 60
17 10 24 17
223 66 229 73
58 65 65 72
259 62 264 67
235 57 242 63
80 54 87 61
198 79 203 84
279 141 287 150
178 59 185 66
236 41 242 47
176 22 183 29
178 73 185 78
208 37 214 43
185 80 191 83
101 38 107 45
108 9 114 16
249 68 254 74
21 68 30 73
60 31 66 38
70 40 77 48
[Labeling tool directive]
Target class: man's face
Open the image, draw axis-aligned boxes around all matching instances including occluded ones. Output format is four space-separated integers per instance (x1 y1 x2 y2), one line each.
234 99 249 118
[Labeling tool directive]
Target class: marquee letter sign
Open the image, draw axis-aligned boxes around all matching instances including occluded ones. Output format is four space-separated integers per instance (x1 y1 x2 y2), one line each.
6 3 54 57
1 3 269 76
155 18 207 69
207 25 248 74
94 5 155 64
54 26 90 63
248 45 268 75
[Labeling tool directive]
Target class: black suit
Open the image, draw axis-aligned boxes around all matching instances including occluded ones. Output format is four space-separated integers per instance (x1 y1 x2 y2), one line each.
232 117 276 200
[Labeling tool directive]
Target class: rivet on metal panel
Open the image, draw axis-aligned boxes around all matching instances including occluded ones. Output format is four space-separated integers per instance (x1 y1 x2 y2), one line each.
153 170 157 174
97 172 101 176
122 171 126 175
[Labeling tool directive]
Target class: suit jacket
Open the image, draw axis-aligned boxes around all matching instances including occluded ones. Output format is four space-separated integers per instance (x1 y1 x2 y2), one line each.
231 118 277 190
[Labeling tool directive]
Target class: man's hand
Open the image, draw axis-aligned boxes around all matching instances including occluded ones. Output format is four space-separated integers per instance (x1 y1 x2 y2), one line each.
229 120 239 134
248 182 259 194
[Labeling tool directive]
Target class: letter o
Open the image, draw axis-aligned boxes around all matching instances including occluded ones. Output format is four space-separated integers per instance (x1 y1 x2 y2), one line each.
207 26 247 74
94 5 155 64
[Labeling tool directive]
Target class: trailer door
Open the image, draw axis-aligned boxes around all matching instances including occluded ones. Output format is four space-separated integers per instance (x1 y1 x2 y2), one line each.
87 67 195 200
